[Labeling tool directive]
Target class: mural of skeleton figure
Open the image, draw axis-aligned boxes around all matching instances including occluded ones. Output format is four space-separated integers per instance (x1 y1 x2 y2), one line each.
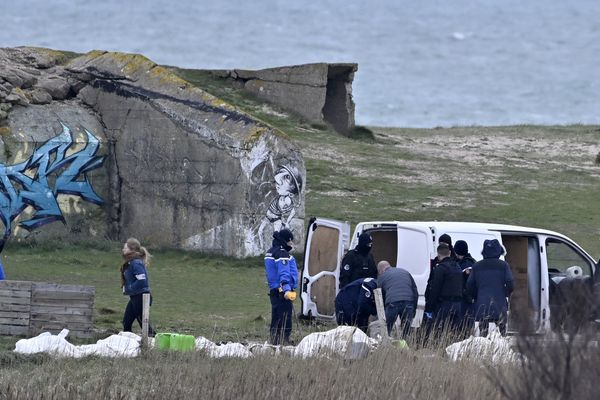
257 164 303 250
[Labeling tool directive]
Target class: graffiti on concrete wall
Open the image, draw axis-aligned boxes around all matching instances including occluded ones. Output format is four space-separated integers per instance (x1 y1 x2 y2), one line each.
0 122 105 242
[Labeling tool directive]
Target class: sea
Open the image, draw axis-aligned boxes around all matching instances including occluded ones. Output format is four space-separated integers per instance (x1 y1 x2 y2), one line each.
1 0 599 128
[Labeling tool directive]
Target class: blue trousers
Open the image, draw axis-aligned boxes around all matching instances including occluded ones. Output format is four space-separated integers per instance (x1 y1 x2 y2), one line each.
385 301 414 338
269 293 293 345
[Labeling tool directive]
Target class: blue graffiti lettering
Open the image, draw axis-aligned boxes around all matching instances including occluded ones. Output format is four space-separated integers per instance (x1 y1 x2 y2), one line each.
0 123 105 239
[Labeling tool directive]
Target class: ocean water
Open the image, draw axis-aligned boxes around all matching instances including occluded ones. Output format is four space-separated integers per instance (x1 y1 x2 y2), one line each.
1 0 599 128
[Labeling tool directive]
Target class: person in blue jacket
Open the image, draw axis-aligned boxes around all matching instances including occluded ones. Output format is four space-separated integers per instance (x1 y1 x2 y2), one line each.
335 277 378 333
466 239 514 337
120 237 155 336
264 229 298 345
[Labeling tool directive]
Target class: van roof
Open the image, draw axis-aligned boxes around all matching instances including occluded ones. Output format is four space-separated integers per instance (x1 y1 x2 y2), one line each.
358 220 570 240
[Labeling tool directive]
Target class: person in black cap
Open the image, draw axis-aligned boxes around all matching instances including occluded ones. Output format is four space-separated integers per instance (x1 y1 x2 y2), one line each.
466 239 514 336
455 240 476 335
338 232 377 289
264 229 299 345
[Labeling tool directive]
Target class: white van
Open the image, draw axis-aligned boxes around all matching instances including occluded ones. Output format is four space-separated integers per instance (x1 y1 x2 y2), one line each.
300 218 598 334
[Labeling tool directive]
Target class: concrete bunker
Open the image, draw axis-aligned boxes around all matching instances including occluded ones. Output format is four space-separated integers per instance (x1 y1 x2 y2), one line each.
209 63 358 136
0 47 306 257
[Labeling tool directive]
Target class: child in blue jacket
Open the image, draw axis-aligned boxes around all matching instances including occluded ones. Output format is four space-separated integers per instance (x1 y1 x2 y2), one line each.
120 238 155 336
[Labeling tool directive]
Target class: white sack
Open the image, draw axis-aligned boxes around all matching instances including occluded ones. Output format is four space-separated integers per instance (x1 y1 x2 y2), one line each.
445 330 519 363
209 342 253 358
77 332 141 358
195 336 217 352
15 329 81 358
294 326 377 359
14 330 141 358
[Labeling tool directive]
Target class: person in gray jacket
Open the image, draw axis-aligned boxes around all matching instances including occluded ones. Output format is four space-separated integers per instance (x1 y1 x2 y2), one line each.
377 260 418 338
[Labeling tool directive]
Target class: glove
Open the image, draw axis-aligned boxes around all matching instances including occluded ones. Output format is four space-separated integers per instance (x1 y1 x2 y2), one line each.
284 291 297 301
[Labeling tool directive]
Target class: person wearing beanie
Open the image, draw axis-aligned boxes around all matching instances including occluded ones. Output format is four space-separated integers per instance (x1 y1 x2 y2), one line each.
454 240 476 334
466 239 514 336
339 232 377 289
264 229 299 345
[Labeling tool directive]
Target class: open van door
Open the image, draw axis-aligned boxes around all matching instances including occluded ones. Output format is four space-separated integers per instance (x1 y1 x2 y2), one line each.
352 221 435 327
300 218 350 320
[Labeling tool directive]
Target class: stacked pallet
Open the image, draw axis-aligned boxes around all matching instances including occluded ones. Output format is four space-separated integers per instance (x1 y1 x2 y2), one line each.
0 281 31 336
0 280 95 338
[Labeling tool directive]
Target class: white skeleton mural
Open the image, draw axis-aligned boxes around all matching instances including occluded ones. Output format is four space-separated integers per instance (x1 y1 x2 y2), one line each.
255 163 303 251
265 165 303 230
241 141 304 254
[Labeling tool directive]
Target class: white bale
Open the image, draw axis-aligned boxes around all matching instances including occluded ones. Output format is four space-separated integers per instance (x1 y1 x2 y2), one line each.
14 330 81 358
445 330 519 363
209 343 253 358
77 332 141 358
247 342 278 356
195 336 217 352
294 326 377 359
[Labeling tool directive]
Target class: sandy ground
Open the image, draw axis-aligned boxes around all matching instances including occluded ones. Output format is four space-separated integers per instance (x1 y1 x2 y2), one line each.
302 127 600 189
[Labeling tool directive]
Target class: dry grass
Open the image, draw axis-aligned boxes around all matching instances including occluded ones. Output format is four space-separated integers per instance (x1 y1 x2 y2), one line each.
0 344 505 400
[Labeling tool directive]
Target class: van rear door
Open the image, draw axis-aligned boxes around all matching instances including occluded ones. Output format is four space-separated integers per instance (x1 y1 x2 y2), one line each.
395 224 435 326
354 222 434 326
300 218 350 320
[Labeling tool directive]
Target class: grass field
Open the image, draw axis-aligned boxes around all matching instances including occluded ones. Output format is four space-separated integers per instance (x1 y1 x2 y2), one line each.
1 65 599 399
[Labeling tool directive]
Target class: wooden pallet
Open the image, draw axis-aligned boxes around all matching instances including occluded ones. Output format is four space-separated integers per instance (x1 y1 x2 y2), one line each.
0 280 95 338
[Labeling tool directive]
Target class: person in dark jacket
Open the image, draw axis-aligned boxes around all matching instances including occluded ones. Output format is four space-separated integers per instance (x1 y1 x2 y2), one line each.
425 234 456 315
335 277 378 333
264 228 299 345
339 232 377 289
455 240 476 334
120 237 155 336
428 243 464 332
466 239 514 336
377 260 418 338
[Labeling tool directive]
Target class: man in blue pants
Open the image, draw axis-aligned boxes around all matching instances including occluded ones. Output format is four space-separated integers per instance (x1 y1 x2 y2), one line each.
264 229 298 345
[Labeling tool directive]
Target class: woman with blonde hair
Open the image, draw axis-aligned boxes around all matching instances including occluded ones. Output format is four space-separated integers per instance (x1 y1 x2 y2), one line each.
120 238 155 335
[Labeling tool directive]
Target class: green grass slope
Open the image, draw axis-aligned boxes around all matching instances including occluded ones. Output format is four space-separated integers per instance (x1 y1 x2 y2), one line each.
1 67 599 347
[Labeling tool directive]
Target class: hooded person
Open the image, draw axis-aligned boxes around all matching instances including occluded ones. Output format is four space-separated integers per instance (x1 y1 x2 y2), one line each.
466 239 514 336
264 229 299 345
339 232 377 289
